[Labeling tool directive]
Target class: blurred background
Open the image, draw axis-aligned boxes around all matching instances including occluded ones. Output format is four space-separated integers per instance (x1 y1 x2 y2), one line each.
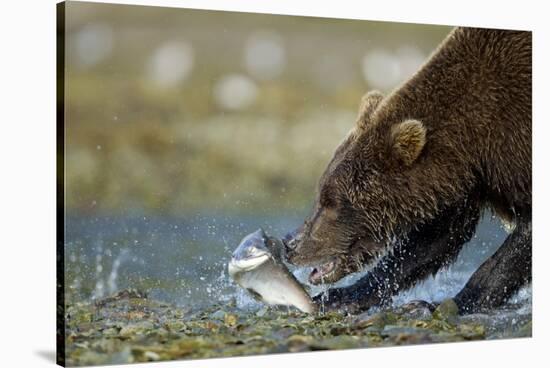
64 2 512 308
65 2 451 216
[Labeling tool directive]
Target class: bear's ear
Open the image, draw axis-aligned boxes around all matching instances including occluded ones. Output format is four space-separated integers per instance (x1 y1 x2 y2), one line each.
389 119 426 166
357 90 384 129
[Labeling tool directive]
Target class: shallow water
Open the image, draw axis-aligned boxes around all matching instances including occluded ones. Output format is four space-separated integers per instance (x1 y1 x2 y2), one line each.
65 210 531 309
65 211 531 312
65 211 303 306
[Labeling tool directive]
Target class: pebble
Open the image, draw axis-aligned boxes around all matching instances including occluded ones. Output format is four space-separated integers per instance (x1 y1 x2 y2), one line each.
433 298 459 323
210 310 226 320
144 351 160 361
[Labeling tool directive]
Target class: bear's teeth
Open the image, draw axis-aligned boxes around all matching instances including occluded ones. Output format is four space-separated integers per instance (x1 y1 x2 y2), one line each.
308 261 336 283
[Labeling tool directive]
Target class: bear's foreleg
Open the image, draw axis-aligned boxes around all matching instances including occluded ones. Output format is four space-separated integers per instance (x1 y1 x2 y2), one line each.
454 220 531 314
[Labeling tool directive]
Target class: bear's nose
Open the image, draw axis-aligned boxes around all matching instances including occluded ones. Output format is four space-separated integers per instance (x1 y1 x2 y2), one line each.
282 227 303 251
285 237 297 250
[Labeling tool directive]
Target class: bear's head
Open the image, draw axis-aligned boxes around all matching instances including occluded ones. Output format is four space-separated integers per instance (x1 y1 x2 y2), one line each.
284 90 445 285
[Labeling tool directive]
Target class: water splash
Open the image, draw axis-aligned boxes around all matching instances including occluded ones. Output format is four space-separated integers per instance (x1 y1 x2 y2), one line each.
66 212 530 316
92 247 130 300
107 248 130 294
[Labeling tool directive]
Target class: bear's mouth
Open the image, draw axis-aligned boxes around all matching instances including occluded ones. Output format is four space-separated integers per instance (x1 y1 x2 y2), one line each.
306 239 390 285
308 258 339 284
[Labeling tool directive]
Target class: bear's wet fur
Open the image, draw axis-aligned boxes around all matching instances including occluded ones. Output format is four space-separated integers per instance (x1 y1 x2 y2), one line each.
285 27 531 314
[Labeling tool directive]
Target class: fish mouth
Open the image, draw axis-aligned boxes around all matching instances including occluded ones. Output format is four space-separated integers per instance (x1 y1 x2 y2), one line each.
228 254 270 274
308 258 339 284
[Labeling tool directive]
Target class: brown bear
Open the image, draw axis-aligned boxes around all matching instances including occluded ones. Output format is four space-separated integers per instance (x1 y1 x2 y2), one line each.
284 27 531 314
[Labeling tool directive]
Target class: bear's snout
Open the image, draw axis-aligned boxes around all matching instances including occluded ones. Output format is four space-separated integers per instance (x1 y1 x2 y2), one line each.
282 227 302 248
282 226 303 263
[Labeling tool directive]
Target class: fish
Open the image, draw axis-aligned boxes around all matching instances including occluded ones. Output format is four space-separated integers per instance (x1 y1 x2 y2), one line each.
228 229 316 313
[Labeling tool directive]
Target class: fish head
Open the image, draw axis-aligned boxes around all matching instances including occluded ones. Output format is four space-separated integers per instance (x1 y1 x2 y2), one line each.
228 229 271 274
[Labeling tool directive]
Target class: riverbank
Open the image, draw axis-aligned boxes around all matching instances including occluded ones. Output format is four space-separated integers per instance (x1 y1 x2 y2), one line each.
63 289 531 366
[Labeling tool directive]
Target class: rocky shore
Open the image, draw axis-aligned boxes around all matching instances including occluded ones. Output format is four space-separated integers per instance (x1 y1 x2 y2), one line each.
63 289 531 366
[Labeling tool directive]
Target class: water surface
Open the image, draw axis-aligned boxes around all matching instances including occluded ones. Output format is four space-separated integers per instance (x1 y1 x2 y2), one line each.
65 212 530 311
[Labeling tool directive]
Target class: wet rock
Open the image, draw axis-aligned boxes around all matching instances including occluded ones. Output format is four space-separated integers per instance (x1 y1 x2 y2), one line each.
144 351 160 361
353 311 397 330
119 321 155 338
286 335 314 352
457 323 485 340
299 315 315 324
429 331 465 343
393 332 433 345
311 336 364 350
90 338 122 354
210 310 225 320
396 300 435 320
79 347 133 366
459 313 492 326
226 297 237 308
101 327 120 337
272 327 297 339
433 299 459 323
94 289 148 307
255 306 269 317
316 311 344 322
164 320 186 332
74 341 90 349
204 320 221 333
406 308 433 321
223 313 238 327
397 300 436 312
67 308 93 326
330 324 351 335
381 325 429 337
460 311 532 339
514 321 532 338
